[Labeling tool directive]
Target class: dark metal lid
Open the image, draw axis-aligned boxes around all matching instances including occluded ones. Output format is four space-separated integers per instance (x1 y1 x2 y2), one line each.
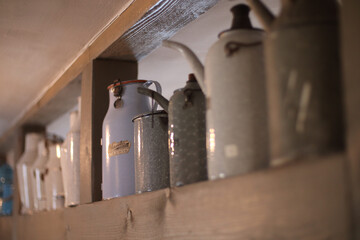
132 110 168 122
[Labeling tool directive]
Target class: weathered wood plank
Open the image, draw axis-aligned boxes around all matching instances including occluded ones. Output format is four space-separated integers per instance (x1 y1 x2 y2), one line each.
17 210 65 240
100 0 219 61
0 217 12 240
80 59 137 204
0 155 351 239
341 0 360 239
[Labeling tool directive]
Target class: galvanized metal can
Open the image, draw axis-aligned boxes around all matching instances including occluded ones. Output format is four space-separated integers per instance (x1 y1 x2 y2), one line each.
133 110 169 193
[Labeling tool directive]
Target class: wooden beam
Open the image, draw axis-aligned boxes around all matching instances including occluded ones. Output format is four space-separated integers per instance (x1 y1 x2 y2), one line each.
341 0 360 239
100 0 219 61
2 154 352 239
80 59 137 204
0 0 218 153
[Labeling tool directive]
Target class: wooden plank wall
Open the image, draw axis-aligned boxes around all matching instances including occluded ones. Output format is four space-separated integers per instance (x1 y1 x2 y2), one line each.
7 155 352 240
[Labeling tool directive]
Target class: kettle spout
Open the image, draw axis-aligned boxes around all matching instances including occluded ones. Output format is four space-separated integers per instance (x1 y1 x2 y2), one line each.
137 87 170 113
246 0 274 31
163 40 207 95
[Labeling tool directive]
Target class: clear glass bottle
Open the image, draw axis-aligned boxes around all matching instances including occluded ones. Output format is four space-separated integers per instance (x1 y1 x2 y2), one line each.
16 133 43 214
61 110 80 207
31 140 49 212
45 143 65 210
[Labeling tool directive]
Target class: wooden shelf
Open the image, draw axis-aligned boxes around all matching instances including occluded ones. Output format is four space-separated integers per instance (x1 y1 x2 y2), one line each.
0 154 351 240
0 0 218 152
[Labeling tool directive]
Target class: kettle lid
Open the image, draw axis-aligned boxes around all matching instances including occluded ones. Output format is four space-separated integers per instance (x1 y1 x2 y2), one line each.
219 4 260 37
229 4 253 30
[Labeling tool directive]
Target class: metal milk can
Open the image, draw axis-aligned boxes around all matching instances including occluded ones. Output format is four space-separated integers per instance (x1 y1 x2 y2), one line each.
133 110 169 193
163 4 269 180
138 74 207 187
16 133 43 214
247 0 344 164
102 79 161 199
45 142 65 210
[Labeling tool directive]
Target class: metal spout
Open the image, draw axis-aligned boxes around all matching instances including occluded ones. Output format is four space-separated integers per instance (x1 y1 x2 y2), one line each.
162 40 207 95
137 87 169 113
246 0 275 31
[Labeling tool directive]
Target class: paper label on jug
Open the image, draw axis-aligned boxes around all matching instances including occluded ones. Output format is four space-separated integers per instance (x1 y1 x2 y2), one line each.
108 140 131 157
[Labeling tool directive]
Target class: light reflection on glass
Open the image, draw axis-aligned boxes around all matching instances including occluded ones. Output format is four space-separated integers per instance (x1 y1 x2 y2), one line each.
70 138 74 164
105 126 110 168
169 124 175 156
56 144 61 159
209 128 216 153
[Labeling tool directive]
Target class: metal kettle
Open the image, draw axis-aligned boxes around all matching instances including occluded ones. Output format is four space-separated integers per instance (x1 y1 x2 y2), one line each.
138 74 207 187
247 0 344 164
162 4 269 180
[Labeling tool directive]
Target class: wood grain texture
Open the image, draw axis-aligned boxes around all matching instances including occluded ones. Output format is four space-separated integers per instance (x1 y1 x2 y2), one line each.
80 59 137 204
0 217 12 240
17 210 65 240
100 0 219 60
341 0 360 239
0 0 218 153
2 155 351 239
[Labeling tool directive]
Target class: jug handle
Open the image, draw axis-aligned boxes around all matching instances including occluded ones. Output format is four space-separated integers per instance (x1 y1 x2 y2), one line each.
144 80 162 111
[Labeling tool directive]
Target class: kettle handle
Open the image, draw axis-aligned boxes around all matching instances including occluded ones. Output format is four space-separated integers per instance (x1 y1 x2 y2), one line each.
143 80 162 111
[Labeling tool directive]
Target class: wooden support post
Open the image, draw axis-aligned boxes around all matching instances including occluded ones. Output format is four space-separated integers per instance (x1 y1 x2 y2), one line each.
341 0 360 239
80 59 138 204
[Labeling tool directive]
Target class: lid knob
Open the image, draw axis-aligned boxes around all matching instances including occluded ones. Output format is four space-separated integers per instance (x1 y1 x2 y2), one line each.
230 4 253 30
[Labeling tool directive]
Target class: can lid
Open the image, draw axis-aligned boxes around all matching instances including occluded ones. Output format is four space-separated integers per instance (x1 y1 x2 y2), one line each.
132 110 168 122
107 80 147 90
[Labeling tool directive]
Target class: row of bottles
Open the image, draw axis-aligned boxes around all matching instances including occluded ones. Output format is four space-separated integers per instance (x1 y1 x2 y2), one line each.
17 99 81 214
102 0 343 199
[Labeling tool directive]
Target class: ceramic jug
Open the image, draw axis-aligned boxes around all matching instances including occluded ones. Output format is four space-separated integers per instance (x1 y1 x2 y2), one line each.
163 4 269 180
138 74 207 187
61 107 81 207
102 79 161 199
45 142 65 210
247 0 344 164
133 110 169 193
17 133 43 214
31 140 48 212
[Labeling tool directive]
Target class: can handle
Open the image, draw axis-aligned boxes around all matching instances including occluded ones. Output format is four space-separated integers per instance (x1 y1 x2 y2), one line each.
144 80 162 111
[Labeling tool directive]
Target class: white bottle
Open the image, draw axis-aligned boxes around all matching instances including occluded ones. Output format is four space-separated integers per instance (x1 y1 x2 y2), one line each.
16 133 43 214
61 110 80 206
45 143 65 210
31 140 49 211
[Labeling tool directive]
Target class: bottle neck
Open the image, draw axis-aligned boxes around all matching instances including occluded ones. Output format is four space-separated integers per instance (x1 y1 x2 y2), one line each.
25 133 42 151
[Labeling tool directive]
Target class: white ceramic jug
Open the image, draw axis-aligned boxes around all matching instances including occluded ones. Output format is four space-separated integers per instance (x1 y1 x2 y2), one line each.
102 79 161 199
31 140 48 212
45 143 65 210
16 133 43 214
163 4 269 180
